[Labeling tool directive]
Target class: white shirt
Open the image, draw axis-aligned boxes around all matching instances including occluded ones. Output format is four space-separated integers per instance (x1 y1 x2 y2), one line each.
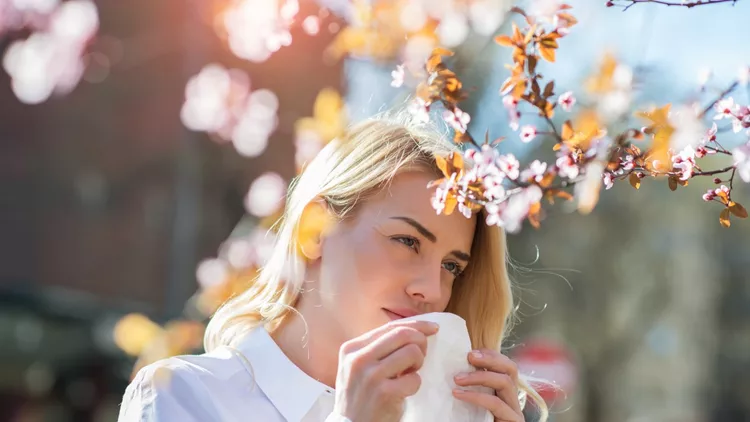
117 326 350 422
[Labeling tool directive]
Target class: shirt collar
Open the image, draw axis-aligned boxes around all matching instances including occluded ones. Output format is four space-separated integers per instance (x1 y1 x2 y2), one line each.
236 325 333 422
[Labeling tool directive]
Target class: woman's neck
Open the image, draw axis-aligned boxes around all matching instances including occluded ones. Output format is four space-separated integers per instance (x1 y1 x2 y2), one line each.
270 297 343 388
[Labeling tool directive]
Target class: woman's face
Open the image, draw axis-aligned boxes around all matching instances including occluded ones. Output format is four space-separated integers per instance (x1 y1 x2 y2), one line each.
304 169 477 342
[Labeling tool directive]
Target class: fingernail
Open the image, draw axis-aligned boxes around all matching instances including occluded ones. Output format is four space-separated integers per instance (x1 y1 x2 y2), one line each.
471 350 483 359
454 372 469 381
453 388 466 395
429 322 440 331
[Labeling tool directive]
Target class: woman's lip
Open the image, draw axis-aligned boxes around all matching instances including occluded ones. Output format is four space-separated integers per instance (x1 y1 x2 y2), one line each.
384 309 403 320
383 308 419 319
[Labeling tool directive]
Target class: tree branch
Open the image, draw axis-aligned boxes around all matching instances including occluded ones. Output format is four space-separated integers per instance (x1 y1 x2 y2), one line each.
615 0 740 12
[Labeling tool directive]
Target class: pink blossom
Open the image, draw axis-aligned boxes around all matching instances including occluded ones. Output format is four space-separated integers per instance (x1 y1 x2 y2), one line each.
391 64 404 88
702 189 716 202
484 202 503 226
520 160 548 183
672 145 697 181
502 95 518 110
734 106 750 133
430 173 457 215
557 91 576 112
695 146 713 158
455 192 473 219
408 98 430 124
714 98 738 120
482 174 506 201
502 95 521 131
443 107 471 133
732 142 750 183
704 122 717 143
496 153 520 180
715 185 730 196
556 154 580 179
501 185 543 233
467 145 503 179
457 201 472 219
621 155 635 172
520 125 538 143
603 172 614 190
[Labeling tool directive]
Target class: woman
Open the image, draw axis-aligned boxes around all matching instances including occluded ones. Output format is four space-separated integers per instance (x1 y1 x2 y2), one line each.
118 111 548 422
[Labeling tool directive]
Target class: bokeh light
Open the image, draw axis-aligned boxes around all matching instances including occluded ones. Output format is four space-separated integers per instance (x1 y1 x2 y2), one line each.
244 172 286 217
2 0 98 104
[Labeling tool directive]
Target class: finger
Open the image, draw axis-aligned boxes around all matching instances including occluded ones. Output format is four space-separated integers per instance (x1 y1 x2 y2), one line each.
467 349 519 384
454 371 522 414
361 326 430 361
345 320 439 351
383 371 422 398
377 342 426 379
452 389 521 422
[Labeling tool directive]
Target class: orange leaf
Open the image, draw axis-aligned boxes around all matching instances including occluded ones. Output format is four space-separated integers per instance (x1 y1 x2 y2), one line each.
720 208 731 227
555 190 574 201
435 155 449 177
524 25 537 45
449 151 464 171
527 201 542 228
539 172 556 188
716 189 730 205
729 202 748 218
296 201 335 259
543 81 555 98
561 120 574 141
433 47 454 57
512 80 527 100
444 195 457 215
629 173 641 190
511 23 524 44
668 177 678 191
540 46 556 62
557 12 578 26
494 35 514 47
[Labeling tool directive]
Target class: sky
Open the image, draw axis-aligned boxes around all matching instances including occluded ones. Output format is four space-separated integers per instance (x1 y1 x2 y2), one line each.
344 0 750 158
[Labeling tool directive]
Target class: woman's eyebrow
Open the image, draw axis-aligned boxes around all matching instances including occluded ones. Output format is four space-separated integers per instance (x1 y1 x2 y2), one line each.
450 250 471 262
390 216 436 242
390 216 471 261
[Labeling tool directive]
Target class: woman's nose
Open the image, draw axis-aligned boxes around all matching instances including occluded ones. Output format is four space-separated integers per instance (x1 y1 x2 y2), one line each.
404 265 443 304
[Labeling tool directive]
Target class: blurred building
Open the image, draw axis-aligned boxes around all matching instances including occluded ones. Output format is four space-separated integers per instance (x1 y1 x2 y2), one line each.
0 0 342 420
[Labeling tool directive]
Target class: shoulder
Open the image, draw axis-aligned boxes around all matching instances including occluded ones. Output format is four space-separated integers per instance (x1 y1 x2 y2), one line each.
118 347 249 422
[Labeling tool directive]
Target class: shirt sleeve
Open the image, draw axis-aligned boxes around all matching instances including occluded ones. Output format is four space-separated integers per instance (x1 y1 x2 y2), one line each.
117 361 215 422
323 413 354 422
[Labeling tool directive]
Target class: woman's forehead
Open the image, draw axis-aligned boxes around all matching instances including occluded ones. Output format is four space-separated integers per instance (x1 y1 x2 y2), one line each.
356 171 477 242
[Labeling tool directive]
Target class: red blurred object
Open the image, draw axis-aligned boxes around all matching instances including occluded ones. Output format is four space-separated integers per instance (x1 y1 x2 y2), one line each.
513 338 578 404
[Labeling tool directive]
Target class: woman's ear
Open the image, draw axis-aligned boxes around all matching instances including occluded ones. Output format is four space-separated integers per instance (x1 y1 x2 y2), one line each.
296 198 335 261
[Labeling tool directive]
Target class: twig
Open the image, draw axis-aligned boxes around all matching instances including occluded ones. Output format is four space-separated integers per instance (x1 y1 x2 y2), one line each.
542 114 563 142
700 81 739 118
705 146 732 155
618 0 739 12
693 165 735 176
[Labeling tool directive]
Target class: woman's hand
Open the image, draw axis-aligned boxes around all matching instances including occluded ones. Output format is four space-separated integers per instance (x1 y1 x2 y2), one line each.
452 349 525 422
333 320 439 422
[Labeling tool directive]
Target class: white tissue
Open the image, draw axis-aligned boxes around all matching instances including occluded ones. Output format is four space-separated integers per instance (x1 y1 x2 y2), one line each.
399 312 494 422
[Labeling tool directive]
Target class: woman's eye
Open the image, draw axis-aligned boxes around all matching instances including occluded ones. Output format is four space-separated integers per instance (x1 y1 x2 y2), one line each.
442 261 463 277
393 236 419 252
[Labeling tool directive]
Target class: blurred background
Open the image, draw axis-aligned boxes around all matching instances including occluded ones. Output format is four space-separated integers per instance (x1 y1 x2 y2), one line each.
1 0 749 421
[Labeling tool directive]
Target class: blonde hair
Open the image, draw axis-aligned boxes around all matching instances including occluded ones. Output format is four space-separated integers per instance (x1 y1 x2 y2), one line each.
204 109 548 420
